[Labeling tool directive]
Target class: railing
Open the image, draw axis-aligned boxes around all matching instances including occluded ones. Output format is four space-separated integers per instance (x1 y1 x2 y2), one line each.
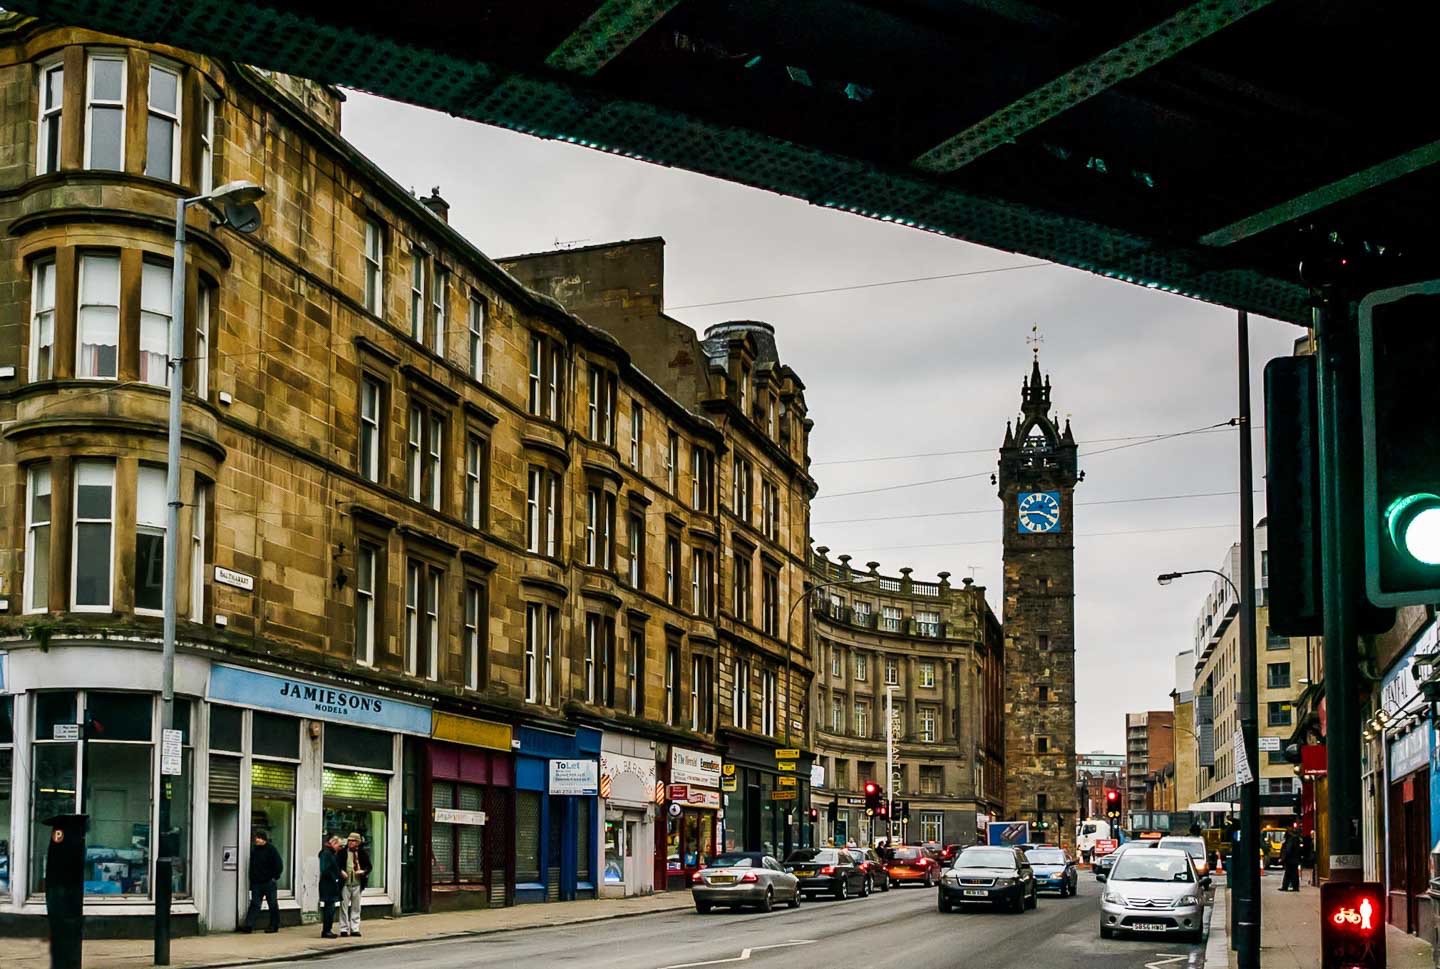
911 581 940 596
878 577 902 592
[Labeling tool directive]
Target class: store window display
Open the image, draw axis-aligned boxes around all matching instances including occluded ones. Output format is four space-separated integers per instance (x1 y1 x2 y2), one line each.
322 724 391 891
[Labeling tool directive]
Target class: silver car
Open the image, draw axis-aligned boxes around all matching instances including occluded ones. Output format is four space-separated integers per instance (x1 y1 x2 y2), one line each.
692 851 801 913
1100 847 1206 942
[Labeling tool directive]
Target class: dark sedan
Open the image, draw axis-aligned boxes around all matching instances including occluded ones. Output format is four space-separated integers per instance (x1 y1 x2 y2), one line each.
784 848 869 900
938 845 1036 913
849 847 890 893
1024 846 1078 897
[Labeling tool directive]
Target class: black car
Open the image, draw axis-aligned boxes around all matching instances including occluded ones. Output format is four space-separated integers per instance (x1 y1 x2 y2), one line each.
848 847 890 893
938 845 1036 914
784 847 869 900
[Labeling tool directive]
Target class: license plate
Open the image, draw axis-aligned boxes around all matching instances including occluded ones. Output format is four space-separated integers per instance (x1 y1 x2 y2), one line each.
799 871 819 878
963 889 988 897
709 875 734 884
1132 923 1167 933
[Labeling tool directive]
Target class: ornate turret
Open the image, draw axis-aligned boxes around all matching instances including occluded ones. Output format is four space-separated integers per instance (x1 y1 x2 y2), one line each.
997 351 1079 493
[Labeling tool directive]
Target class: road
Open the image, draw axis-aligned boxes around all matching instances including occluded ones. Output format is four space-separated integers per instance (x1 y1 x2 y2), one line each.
248 878 1211 969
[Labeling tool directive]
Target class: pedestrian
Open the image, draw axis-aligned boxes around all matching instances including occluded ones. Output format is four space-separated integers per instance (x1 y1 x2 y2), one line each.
1279 830 1301 892
318 835 344 938
338 832 371 937
239 830 283 934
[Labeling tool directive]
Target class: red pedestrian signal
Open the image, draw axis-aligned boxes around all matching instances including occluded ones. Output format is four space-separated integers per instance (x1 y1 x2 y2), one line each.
863 782 879 796
1320 882 1385 969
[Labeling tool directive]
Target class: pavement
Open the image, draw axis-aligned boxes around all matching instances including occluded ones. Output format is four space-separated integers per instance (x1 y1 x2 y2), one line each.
11 878 1208 969
1215 873 1434 968
9 892 694 969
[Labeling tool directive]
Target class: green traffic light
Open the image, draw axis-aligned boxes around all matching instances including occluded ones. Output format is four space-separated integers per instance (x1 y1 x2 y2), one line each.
1386 493 1440 565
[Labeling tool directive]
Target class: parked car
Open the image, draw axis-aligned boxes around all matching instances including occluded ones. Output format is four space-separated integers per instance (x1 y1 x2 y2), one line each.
849 847 890 893
938 845 1037 913
1100 847 1206 942
691 852 800 913
1024 846 1078 897
1157 836 1211 879
784 847 869 900
885 844 942 887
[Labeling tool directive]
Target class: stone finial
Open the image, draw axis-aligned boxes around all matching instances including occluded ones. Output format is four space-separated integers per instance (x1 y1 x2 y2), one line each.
937 571 951 591
962 577 975 587
838 553 852 565
866 561 880 574
815 546 830 559
899 567 913 576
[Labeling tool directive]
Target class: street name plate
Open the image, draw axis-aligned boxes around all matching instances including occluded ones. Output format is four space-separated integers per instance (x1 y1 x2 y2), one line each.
214 566 255 591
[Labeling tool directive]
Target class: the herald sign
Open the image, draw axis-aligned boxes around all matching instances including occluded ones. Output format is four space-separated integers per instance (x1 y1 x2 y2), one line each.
1320 882 1385 969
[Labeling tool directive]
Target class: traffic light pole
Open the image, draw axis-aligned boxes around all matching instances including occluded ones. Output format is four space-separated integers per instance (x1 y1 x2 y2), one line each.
1234 310 1261 969
1314 290 1365 884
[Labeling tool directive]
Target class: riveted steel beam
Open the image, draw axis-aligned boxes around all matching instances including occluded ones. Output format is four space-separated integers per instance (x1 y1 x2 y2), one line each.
545 0 683 76
913 0 1274 174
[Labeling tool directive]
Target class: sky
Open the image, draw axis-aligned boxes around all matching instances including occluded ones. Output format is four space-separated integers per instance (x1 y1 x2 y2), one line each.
340 91 1301 755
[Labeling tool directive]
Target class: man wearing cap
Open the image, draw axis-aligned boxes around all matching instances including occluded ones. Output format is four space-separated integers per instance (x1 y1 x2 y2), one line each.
338 831 371 937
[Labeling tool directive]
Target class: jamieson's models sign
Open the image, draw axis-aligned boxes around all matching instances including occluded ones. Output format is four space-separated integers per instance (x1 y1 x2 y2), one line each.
208 664 431 734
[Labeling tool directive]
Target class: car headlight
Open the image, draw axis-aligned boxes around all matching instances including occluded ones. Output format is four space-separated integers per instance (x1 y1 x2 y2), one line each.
993 877 1016 887
1178 895 1199 907
1103 891 1124 904
942 870 962 883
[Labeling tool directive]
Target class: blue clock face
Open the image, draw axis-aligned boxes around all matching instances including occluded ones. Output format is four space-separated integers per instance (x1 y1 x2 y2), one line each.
1018 491 1062 534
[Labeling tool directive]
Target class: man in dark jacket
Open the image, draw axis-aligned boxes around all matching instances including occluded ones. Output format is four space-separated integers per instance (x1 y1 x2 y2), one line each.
1279 830 1301 892
318 835 344 938
338 832 372 937
240 830 283 933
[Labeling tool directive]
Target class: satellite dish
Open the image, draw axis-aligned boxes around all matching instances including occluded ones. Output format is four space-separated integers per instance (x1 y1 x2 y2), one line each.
224 200 261 234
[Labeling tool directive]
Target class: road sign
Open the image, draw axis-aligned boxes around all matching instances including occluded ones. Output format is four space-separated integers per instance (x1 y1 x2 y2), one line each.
775 748 800 760
1233 727 1255 785
771 790 797 801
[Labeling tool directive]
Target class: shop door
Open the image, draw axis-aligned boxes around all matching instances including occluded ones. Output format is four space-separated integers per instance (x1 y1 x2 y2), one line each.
207 803 239 932
625 821 638 894
546 795 563 901
1404 771 1431 934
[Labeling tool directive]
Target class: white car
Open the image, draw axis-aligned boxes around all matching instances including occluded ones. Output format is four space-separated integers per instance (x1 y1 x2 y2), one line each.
1100 847 1206 943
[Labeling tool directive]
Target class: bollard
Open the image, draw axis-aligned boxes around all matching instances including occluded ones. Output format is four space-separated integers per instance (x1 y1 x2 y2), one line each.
44 814 88 969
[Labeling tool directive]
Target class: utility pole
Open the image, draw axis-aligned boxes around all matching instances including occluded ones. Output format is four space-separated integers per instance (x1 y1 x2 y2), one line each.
1234 310 1261 969
885 686 895 842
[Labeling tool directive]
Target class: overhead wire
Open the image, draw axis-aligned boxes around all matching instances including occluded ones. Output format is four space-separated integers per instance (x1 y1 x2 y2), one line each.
664 262 1053 311
814 488 1261 527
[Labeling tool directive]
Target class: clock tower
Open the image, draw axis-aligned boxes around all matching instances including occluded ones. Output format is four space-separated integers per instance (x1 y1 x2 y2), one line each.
997 352 1080 850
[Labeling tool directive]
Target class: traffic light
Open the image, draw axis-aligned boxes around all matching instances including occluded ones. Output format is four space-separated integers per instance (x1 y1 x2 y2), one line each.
863 781 883 814
1265 355 1393 631
808 807 819 822
826 799 837 824
1320 882 1386 968
1104 789 1120 823
1360 281 1440 605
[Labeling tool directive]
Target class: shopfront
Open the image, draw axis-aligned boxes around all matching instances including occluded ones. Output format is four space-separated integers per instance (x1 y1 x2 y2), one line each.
206 663 431 927
514 725 601 903
664 745 722 889
421 712 513 911
1379 624 1439 937
599 733 657 898
721 736 810 859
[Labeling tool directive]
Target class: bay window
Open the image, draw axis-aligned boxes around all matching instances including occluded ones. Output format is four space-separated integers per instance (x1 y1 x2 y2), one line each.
77 253 120 379
190 479 210 622
85 54 125 170
525 466 561 556
134 465 167 613
145 64 181 181
30 259 55 381
72 460 115 610
139 261 173 386
527 334 563 421
38 61 63 175
24 464 51 613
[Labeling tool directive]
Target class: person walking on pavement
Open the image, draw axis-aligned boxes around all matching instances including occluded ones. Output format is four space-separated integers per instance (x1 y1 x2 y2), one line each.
239 830 283 933
1279 829 1301 892
318 835 344 938
338 832 371 937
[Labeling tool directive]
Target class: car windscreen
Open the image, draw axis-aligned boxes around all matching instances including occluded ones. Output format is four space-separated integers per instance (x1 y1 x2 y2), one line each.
1159 839 1206 859
708 854 757 868
891 847 925 861
785 849 837 864
956 848 1017 869
1025 849 1066 864
1111 853 1194 883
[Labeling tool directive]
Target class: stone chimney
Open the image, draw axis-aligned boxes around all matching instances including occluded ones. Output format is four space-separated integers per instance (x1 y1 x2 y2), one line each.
421 186 450 224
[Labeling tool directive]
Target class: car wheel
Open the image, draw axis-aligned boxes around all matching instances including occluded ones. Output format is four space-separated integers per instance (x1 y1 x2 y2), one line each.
880 877 890 893
760 888 774 913
1027 885 1038 910
695 901 712 914
788 888 801 910
862 876 872 897
836 879 848 901
925 871 934 888
938 893 952 913
1011 890 1025 914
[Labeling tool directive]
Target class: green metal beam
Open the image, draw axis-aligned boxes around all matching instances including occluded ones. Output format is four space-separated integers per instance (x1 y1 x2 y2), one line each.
545 0 683 76
912 0 1274 174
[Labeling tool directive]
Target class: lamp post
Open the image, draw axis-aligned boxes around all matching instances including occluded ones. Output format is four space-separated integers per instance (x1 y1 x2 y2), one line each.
157 182 264 966
1158 557 1260 966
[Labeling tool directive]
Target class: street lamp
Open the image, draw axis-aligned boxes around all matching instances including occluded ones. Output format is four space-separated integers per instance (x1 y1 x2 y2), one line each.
1157 569 1240 600
157 181 264 966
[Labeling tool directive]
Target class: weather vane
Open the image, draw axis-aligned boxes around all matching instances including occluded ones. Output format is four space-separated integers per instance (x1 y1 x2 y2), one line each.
1027 324 1044 357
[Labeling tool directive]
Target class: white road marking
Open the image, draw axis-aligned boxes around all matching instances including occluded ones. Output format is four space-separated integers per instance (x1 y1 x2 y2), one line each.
654 939 816 969
1145 955 1188 968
